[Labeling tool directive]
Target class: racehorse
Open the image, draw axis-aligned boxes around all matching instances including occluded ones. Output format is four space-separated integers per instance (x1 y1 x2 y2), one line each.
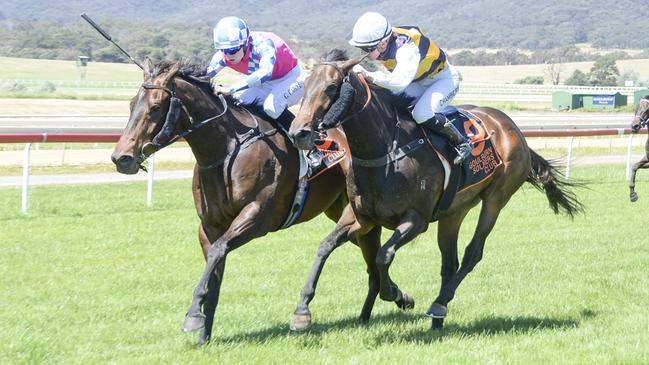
629 95 649 202
111 58 405 344
288 49 584 330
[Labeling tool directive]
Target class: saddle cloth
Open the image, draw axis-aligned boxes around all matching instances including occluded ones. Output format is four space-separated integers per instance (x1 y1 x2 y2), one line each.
427 106 503 218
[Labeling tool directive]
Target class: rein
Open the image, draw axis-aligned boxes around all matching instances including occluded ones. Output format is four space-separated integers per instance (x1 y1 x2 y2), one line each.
351 107 426 168
140 80 228 151
316 62 372 131
315 62 424 168
632 99 649 132
138 77 276 169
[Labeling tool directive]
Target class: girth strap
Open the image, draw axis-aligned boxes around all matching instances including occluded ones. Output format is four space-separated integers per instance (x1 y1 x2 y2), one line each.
352 138 426 168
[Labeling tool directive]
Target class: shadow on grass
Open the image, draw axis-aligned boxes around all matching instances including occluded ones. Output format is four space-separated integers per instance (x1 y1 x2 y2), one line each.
207 309 596 345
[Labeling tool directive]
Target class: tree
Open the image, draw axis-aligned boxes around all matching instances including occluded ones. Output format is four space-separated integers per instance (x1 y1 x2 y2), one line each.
564 70 590 86
589 55 619 86
544 63 563 85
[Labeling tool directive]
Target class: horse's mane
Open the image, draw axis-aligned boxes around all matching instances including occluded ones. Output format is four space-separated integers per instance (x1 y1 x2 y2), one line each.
153 60 239 105
320 49 415 112
322 49 349 62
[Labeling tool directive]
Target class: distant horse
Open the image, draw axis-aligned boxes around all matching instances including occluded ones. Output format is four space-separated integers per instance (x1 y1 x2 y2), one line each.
629 95 649 202
288 50 583 330
111 58 400 344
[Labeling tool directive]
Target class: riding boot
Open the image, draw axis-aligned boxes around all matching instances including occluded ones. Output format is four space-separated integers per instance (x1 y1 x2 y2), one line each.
307 148 324 177
420 114 473 165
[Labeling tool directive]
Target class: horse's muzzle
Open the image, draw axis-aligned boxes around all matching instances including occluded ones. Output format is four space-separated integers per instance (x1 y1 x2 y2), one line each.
111 152 140 175
290 128 316 150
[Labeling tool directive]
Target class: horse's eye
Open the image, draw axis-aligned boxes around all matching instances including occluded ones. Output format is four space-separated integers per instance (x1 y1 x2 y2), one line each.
324 85 339 97
150 104 161 114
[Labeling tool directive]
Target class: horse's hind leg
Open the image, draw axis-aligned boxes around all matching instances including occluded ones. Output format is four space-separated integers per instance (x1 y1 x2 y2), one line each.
428 210 468 328
630 155 649 202
429 198 505 328
376 209 427 304
290 205 367 331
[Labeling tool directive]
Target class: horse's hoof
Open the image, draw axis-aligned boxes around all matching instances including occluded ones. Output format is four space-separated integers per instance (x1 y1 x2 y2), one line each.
630 192 638 202
181 313 206 333
358 315 370 324
290 313 312 331
430 317 445 330
395 292 415 310
196 334 211 347
426 303 448 318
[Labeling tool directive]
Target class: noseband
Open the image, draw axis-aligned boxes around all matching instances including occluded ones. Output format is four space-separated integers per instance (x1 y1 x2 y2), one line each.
139 78 228 158
632 99 649 132
315 62 372 131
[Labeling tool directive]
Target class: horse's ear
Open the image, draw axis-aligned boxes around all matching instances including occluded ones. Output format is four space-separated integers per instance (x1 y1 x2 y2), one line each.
340 54 367 74
162 63 182 85
143 58 155 79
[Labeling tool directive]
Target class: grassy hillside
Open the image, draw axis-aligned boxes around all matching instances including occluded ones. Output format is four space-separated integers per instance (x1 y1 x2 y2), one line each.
2 0 649 52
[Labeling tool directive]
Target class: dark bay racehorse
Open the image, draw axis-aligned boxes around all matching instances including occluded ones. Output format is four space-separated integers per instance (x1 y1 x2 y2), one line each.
111 58 396 344
288 50 584 330
629 95 649 202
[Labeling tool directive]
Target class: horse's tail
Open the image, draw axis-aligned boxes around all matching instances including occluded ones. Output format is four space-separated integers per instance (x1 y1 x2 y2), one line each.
526 149 585 218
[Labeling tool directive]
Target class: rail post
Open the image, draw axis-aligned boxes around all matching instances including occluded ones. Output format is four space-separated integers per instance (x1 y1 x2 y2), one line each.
147 153 155 207
626 134 634 181
21 143 32 214
565 136 574 179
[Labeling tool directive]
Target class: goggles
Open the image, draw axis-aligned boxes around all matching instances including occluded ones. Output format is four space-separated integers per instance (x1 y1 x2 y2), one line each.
222 45 244 55
359 45 378 53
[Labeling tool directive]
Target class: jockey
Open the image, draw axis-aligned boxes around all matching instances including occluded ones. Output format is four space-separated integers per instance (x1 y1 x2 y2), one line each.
348 12 472 165
207 16 306 126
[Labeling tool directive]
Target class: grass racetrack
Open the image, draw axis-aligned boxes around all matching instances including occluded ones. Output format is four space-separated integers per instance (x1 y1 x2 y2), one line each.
1 164 648 364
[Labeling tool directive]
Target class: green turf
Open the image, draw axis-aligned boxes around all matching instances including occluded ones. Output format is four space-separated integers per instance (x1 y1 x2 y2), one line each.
1 164 648 364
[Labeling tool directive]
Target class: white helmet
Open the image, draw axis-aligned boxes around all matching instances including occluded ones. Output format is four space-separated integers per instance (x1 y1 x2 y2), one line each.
213 16 250 50
348 12 392 48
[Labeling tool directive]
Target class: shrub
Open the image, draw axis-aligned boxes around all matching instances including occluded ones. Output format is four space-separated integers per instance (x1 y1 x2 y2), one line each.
514 76 544 84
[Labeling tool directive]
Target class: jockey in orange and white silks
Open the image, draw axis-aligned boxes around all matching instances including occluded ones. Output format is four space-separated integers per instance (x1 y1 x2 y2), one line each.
349 12 471 165
208 16 305 120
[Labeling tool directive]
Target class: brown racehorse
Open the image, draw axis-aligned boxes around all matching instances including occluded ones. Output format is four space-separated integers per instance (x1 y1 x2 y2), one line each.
629 95 649 202
288 50 584 330
111 58 404 344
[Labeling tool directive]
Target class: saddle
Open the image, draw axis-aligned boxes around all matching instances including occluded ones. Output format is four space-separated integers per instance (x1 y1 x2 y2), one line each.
423 106 502 219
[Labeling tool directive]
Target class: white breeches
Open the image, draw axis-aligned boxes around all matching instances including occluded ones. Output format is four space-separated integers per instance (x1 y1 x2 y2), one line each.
402 62 461 123
235 65 306 119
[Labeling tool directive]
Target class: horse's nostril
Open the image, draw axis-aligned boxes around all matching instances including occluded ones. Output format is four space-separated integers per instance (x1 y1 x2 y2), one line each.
112 154 134 166
295 129 312 141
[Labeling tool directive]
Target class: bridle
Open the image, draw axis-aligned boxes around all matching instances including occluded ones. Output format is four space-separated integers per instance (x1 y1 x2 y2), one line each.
136 75 277 171
314 62 372 131
632 99 649 132
138 77 228 160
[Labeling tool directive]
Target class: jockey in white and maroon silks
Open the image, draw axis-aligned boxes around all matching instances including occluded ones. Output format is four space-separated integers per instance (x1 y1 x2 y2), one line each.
208 16 305 121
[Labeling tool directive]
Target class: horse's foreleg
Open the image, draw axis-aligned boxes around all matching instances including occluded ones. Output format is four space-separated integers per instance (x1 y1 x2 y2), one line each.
376 209 427 303
290 205 364 331
196 224 223 344
630 155 649 202
429 199 504 327
198 257 226 345
182 203 265 337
